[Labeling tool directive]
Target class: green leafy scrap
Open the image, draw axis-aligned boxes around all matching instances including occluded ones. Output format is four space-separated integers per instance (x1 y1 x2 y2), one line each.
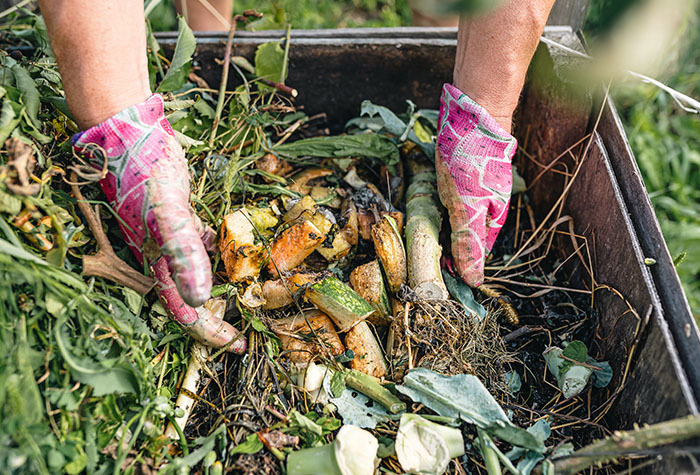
255 40 287 84
274 134 400 167
396 368 545 452
157 16 196 92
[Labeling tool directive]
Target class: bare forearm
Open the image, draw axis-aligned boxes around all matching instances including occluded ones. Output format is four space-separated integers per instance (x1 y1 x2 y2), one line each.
37 0 151 129
454 0 555 132
175 0 231 30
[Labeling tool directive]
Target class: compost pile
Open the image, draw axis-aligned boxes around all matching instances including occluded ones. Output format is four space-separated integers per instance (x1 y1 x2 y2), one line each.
0 10 642 475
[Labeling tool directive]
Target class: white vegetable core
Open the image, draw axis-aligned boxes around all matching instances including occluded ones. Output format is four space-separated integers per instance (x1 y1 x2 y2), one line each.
334 425 379 475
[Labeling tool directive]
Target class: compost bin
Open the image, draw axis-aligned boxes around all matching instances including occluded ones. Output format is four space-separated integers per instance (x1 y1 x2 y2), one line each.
156 26 700 473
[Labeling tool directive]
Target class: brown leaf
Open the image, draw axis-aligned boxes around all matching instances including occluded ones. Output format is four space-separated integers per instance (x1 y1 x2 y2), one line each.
3 138 40 196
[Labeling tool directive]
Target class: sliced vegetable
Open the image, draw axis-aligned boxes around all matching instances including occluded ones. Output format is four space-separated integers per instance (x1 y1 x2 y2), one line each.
339 199 358 246
302 361 331 404
286 425 379 475
405 157 448 299
262 272 321 310
357 209 375 241
240 282 265 309
396 413 465 475
219 209 264 282
284 195 317 222
345 321 388 378
288 167 334 195
267 220 324 276
349 260 392 325
269 311 345 365
306 276 374 332
371 215 407 293
256 152 293 181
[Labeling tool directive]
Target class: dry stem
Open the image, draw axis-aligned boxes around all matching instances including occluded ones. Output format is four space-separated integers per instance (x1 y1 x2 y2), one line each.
71 173 155 295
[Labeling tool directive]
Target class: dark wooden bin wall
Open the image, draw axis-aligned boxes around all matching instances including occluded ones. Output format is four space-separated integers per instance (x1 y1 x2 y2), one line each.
157 26 700 472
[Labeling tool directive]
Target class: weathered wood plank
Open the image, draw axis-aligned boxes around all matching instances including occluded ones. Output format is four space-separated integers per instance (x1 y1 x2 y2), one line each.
547 0 591 31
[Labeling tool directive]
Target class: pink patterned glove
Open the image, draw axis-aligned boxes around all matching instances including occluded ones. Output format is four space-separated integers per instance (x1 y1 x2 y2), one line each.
436 84 517 287
73 94 245 352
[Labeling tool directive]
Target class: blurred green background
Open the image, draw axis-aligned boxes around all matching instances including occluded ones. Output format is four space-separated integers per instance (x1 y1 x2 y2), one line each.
151 0 700 319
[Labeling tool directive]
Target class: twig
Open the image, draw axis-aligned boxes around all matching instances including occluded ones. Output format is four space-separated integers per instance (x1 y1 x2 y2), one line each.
70 172 155 295
209 10 263 147
548 415 700 474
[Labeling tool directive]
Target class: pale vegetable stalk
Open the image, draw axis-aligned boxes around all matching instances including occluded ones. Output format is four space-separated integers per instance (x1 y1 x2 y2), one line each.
405 157 448 300
286 425 379 475
165 342 208 440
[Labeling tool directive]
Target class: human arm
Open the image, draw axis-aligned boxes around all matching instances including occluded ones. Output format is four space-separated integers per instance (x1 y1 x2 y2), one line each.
438 0 555 286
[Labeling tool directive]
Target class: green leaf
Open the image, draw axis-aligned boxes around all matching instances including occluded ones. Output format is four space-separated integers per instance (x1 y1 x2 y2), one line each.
396 368 544 452
274 134 400 167
442 270 487 319
288 409 323 436
504 370 521 395
0 98 22 143
562 340 588 363
0 188 22 214
11 63 41 128
156 16 196 92
55 317 140 396
254 41 286 84
323 371 391 429
330 370 346 398
591 360 613 388
349 100 434 158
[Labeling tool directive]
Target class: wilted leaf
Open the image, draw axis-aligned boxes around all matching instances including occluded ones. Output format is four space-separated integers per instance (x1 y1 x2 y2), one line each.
157 16 195 92
10 62 40 128
255 41 286 84
591 360 613 388
274 134 400 167
396 368 544 452
442 270 487 319
325 375 391 429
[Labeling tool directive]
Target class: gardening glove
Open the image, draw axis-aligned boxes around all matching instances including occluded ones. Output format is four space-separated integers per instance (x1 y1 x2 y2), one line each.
436 84 517 287
73 94 245 352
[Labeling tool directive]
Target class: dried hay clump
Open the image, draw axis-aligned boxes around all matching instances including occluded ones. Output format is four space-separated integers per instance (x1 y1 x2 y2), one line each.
390 297 515 399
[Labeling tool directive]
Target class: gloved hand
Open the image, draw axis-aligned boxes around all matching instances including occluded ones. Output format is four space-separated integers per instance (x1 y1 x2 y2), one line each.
73 94 245 352
436 84 517 287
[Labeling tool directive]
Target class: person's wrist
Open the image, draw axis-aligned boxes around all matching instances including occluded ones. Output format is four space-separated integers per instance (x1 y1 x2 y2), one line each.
453 73 518 133
70 88 152 131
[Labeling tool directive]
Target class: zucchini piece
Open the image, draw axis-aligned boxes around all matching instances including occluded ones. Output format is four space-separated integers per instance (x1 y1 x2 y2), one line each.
345 321 388 378
306 276 374 332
